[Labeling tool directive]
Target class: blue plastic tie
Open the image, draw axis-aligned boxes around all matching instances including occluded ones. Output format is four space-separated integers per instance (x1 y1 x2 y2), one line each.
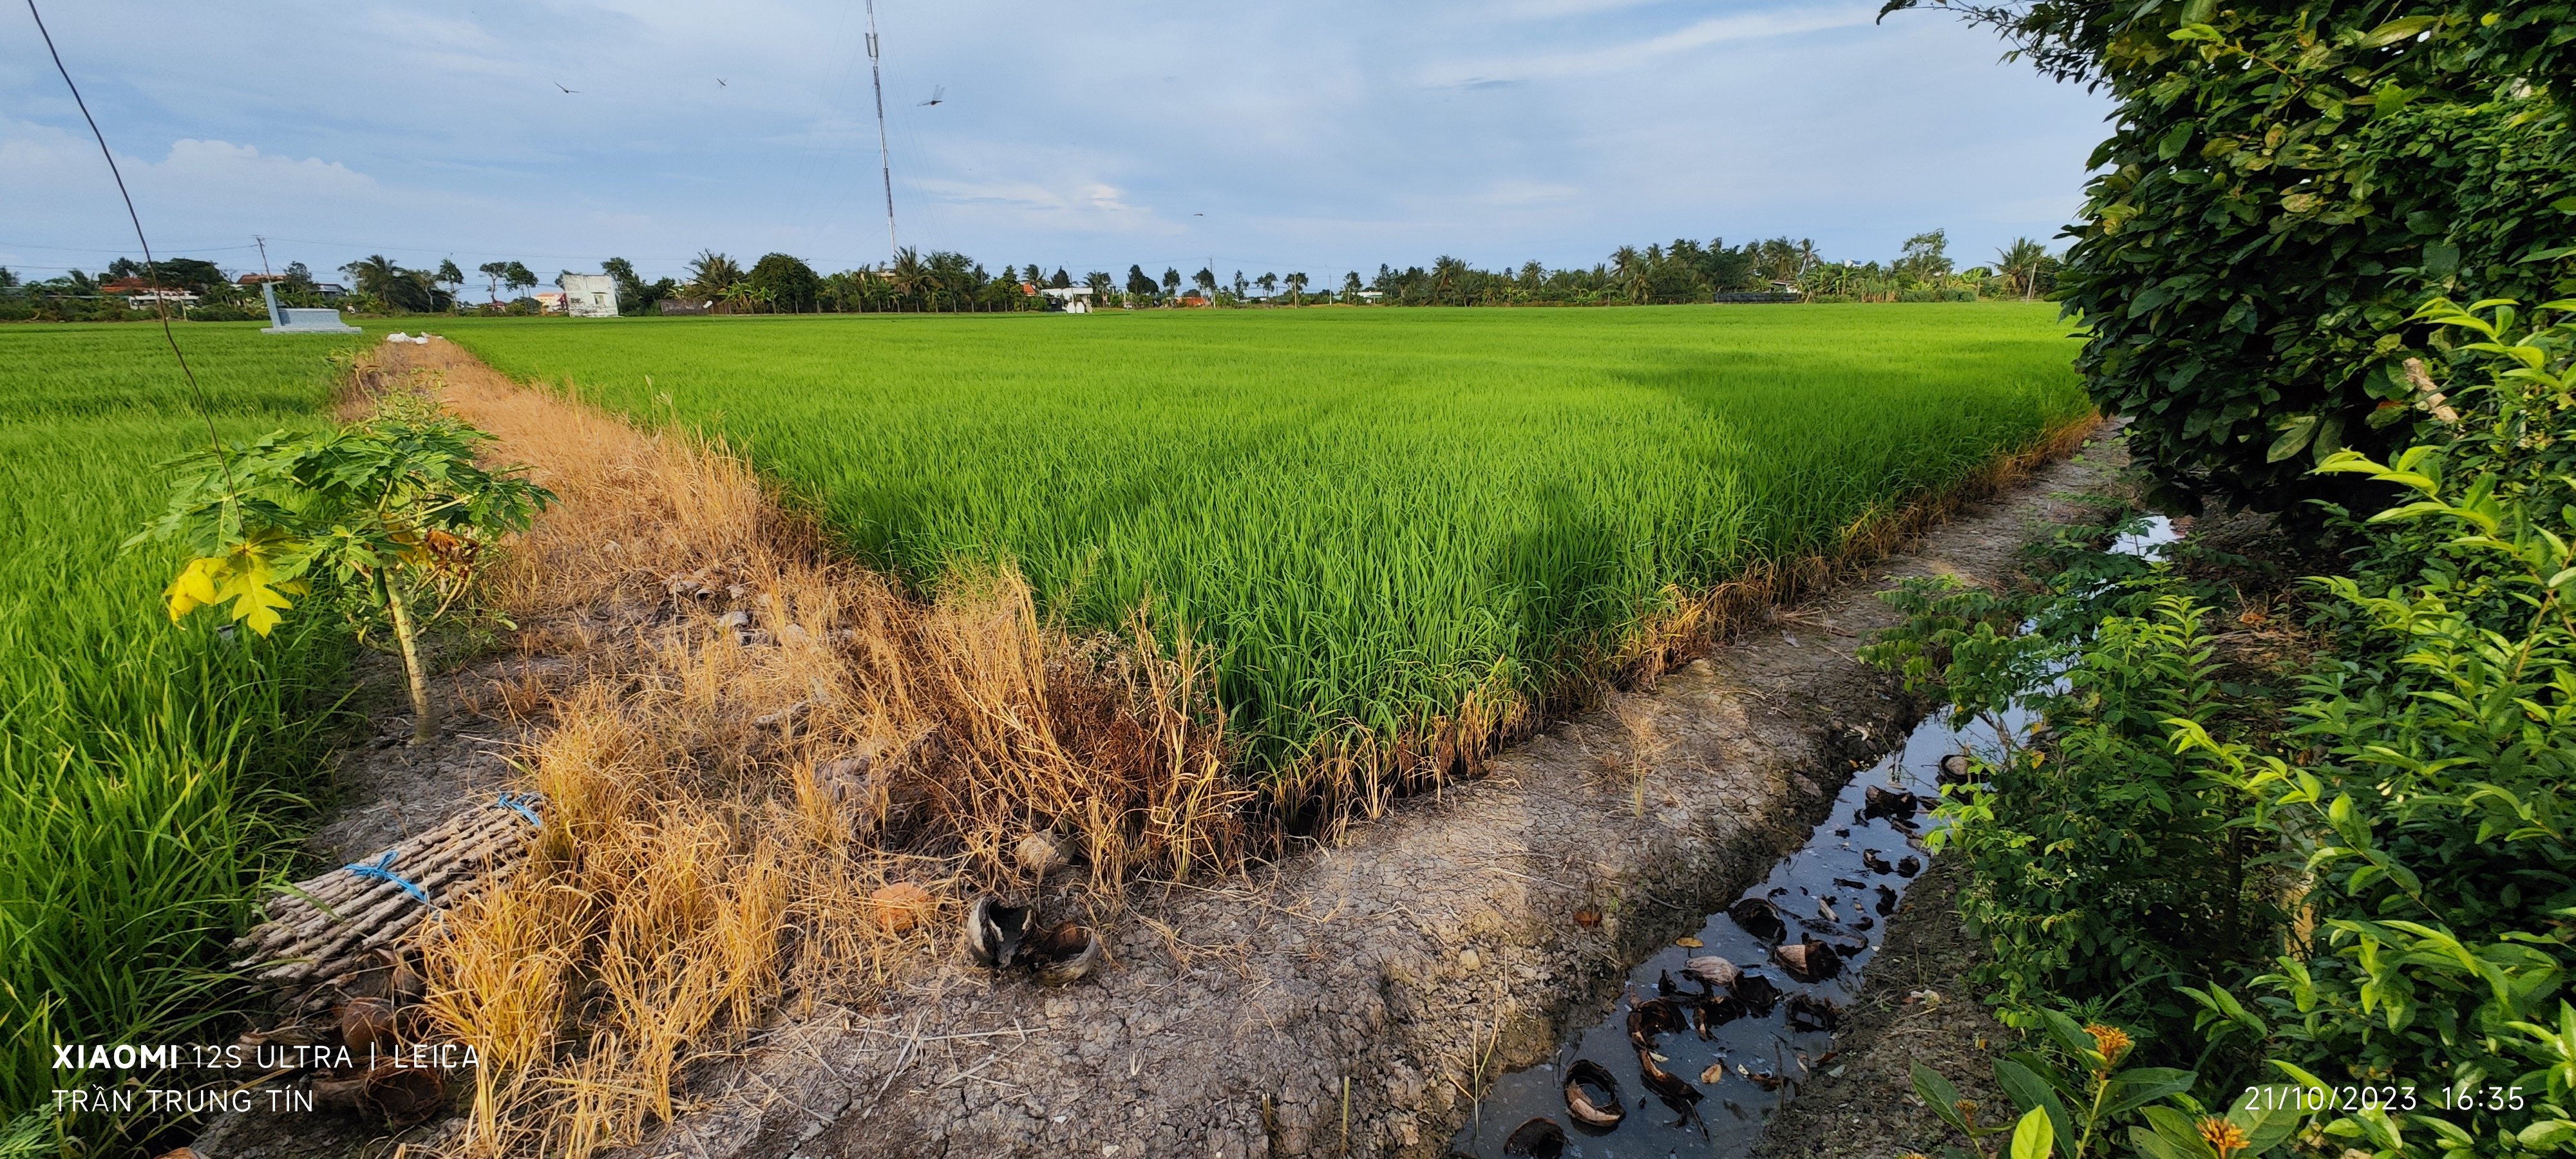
345 850 433 907
493 791 543 827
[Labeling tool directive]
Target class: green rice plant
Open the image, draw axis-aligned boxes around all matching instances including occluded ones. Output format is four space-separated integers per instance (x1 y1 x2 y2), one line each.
0 323 366 1135
440 304 2092 786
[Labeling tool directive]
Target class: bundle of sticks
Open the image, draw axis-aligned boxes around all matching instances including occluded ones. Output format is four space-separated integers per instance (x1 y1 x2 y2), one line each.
232 793 545 989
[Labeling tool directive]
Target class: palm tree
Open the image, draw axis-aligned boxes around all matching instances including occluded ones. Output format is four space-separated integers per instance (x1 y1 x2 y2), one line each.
1430 256 1469 306
341 254 402 305
1994 238 2050 301
927 251 973 312
683 250 745 302
884 248 929 310
1609 246 1645 305
1284 271 1308 305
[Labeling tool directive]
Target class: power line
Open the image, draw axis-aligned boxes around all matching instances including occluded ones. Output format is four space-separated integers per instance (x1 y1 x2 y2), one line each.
25 0 231 490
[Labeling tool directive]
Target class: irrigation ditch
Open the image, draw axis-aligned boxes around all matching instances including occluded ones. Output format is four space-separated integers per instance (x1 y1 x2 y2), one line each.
189 340 2125 1159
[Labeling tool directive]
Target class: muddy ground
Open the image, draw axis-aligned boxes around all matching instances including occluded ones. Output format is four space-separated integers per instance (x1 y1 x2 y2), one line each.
572 439 2126 1159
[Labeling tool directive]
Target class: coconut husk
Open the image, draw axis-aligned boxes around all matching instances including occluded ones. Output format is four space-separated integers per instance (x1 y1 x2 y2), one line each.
1025 921 1099 986
1625 996 1686 1050
1785 993 1842 1033
1562 1059 1624 1131
1771 936 1841 983
962 896 1032 968
1501 1117 1567 1158
1634 1047 1707 1133
1862 784 1920 822
1727 896 1787 943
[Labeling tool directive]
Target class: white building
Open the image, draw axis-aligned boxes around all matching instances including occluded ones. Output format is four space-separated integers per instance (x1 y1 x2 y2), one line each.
1039 287 1095 314
556 272 620 317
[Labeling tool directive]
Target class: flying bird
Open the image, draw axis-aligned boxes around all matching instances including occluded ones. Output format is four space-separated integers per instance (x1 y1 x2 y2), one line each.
717 77 728 86
920 85 945 106
554 82 578 93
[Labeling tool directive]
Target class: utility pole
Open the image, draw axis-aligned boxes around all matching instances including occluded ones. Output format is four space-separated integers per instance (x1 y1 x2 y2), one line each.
865 0 898 263
254 234 271 278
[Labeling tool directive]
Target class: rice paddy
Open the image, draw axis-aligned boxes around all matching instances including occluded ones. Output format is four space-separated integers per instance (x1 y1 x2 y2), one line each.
440 304 2089 782
0 323 365 1122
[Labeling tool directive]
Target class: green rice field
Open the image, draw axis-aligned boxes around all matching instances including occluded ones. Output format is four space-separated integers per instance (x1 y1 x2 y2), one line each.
0 323 365 1120
442 303 2089 775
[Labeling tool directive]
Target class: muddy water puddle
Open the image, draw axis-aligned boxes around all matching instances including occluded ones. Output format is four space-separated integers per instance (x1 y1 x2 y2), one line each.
1445 711 2007 1158
1448 516 2177 1158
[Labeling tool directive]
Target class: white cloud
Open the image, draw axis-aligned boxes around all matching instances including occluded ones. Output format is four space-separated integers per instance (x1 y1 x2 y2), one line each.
1425 4 1882 85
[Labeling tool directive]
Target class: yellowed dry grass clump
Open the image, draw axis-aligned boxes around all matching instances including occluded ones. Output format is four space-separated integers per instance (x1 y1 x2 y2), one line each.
351 345 1244 1156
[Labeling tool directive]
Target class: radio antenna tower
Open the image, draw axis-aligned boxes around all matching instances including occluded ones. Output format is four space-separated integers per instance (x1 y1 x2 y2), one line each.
865 0 898 261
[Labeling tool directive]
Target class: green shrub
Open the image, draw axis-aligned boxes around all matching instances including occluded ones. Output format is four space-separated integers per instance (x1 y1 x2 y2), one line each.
1873 297 2576 1153
1889 0 2576 522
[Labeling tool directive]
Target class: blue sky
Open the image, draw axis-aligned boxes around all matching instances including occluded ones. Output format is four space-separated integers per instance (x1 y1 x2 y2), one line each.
1 1 2111 288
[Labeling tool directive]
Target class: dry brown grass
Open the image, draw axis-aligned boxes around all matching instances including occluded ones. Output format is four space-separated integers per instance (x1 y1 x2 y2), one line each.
352 344 1241 1156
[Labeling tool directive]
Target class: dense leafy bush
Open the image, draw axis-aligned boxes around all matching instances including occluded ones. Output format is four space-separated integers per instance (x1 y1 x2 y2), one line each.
1888 0 2576 520
1875 298 2576 1154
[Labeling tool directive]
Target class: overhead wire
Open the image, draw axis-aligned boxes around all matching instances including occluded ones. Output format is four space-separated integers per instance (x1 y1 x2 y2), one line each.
25 0 233 491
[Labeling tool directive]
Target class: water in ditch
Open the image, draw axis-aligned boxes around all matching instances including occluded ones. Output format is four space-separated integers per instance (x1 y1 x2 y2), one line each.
1444 516 2175 1158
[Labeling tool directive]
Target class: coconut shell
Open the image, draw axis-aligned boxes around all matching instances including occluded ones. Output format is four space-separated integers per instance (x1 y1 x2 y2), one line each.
1634 1048 1707 1130
365 1062 448 1126
1863 784 1919 822
1562 1059 1624 1130
1732 970 1783 1016
962 896 1032 968
1025 921 1100 986
336 997 396 1058
1771 936 1842 983
1728 896 1788 943
1501 1117 1567 1158
1625 996 1686 1049
1690 992 1745 1037
1786 993 1842 1033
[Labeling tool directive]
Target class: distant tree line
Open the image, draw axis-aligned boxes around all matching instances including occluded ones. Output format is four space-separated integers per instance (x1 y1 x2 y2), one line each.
0 229 2063 322
644 231 2060 314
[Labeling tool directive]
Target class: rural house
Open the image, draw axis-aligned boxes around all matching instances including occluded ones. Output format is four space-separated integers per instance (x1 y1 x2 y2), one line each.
556 272 620 317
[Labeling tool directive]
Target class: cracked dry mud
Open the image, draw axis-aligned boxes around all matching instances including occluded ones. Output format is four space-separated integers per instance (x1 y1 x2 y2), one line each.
605 442 2121 1159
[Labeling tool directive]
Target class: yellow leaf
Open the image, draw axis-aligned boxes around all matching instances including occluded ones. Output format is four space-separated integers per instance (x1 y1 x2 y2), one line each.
166 556 223 621
165 538 305 636
1676 936 1704 948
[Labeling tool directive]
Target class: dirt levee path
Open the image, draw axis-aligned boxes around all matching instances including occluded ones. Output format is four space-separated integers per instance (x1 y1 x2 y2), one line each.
621 445 2117 1158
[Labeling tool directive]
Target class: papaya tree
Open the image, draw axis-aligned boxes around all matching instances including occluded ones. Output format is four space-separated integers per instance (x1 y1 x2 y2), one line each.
128 402 553 745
